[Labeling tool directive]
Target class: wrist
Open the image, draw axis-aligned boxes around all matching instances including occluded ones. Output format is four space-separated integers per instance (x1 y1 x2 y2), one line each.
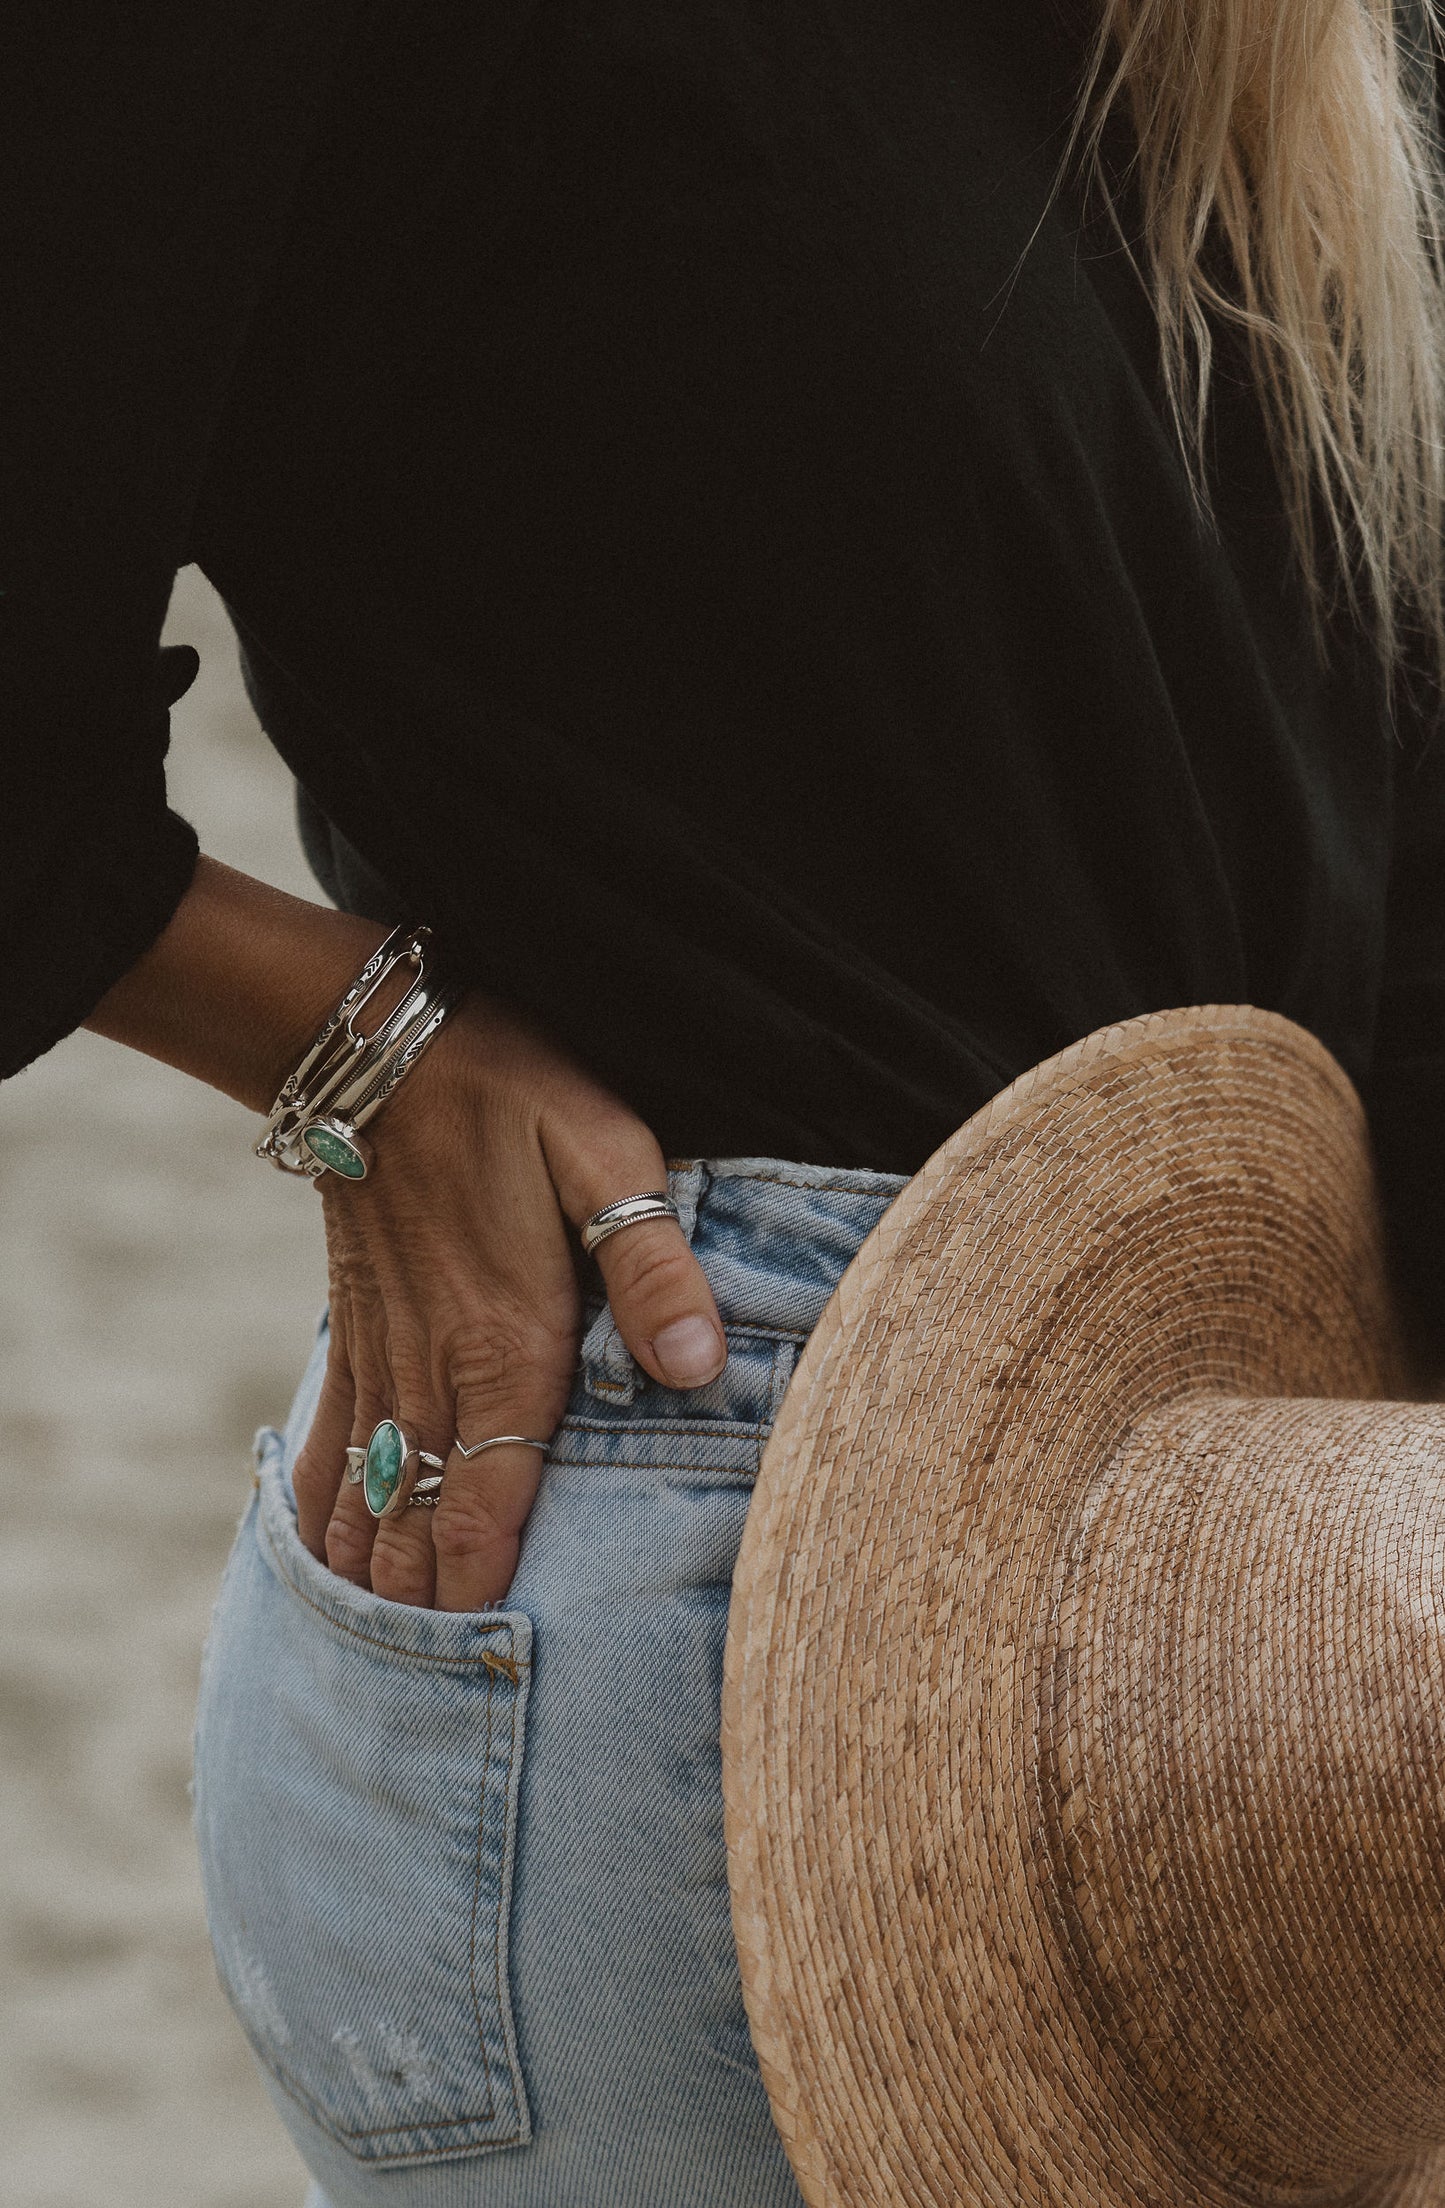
256 923 462 1180
85 855 390 1113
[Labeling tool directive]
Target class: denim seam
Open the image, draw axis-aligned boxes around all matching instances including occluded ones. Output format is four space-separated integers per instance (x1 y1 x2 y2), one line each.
488 1610 533 2148
237 2033 527 2159
551 1429 769 1469
579 1315 809 1348
466 1664 501 2123
477 1654 531 2143
548 1475 764 1491
553 1413 776 1441
767 1340 798 1426
549 1452 764 1465
697 1164 905 1193
718 1321 810 1345
576 1317 808 1409
257 1513 528 1671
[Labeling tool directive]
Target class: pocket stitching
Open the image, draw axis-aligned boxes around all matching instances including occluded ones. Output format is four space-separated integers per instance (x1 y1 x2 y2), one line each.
550 1417 770 1480
215 1573 531 2159
234 2024 528 2157
469 1653 530 2141
317 1657 506 2140
469 1661 503 2123
257 1509 527 1671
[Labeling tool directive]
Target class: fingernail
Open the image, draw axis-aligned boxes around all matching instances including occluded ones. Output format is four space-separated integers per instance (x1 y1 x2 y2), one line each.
653 1316 726 1389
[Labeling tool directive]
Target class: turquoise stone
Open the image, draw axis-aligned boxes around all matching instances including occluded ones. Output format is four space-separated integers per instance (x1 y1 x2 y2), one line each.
302 1120 367 1179
364 1420 406 1517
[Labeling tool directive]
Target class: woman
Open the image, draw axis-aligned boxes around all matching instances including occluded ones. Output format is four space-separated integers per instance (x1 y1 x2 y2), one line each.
6 1 1444 2202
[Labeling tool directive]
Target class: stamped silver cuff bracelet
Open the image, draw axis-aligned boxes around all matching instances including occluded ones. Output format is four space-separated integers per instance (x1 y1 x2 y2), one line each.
255 924 462 1181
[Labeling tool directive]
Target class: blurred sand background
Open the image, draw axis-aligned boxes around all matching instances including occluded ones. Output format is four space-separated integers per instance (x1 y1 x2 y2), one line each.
0 570 326 2207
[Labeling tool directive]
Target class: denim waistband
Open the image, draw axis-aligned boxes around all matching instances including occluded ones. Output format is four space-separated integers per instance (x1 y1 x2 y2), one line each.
577 1155 907 1408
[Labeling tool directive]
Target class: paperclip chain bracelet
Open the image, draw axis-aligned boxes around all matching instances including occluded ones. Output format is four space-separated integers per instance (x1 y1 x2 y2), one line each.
254 924 463 1181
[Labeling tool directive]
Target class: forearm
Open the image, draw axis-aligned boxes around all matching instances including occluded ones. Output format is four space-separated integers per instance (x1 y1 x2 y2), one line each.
83 855 386 1113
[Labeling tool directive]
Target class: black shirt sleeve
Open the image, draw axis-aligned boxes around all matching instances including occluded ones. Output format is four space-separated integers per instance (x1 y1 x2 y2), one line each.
0 3 360 1077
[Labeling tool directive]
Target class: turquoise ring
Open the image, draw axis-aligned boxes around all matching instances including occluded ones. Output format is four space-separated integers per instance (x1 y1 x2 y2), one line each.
361 1420 445 1519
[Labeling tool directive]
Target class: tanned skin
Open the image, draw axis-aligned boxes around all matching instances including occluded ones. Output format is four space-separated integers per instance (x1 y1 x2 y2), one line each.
87 857 728 1609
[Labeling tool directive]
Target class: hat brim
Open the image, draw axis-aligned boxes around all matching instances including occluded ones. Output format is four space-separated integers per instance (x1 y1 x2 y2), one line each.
722 1005 1444 2208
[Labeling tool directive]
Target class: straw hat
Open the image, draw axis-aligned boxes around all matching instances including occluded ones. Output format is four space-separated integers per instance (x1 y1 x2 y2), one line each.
723 1004 1445 2208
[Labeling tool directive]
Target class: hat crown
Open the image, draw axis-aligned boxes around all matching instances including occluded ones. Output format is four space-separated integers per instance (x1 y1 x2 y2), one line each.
1053 1392 1445 2195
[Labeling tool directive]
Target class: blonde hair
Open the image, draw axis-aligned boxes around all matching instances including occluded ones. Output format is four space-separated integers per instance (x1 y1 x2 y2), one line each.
1074 0 1445 683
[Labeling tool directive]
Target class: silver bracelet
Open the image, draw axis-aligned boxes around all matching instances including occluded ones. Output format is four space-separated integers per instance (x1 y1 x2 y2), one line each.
255 925 462 1181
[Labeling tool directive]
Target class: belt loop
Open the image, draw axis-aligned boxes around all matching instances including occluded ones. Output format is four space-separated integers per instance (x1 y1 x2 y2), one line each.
666 1159 708 1245
766 1339 798 1428
579 1161 711 1404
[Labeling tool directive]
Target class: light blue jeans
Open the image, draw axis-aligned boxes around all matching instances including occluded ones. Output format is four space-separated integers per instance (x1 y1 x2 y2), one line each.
193 1157 906 2208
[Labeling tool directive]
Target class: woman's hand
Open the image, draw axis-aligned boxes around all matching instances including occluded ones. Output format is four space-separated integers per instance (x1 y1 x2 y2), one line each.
85 856 727 1609
290 989 727 1608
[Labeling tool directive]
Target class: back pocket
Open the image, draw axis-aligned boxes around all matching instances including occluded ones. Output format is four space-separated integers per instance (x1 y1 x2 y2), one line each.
194 1428 532 2167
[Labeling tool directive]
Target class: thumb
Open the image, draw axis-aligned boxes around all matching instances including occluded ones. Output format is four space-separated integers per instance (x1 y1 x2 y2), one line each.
539 1094 726 1390
592 1209 727 1390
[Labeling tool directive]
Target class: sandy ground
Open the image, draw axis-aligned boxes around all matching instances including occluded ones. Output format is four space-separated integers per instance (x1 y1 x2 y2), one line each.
0 571 329 2208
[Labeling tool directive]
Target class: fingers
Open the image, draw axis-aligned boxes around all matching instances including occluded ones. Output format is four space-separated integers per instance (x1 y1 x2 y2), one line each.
366 1418 450 1609
349 1338 453 1606
293 1334 359 1559
303 1067 723 1616
322 1327 566 1613
430 1329 569 1611
430 1440 539 1613
322 1382 391 1589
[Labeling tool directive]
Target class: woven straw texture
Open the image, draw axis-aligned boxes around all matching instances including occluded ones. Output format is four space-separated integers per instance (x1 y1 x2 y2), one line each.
723 1005 1445 2207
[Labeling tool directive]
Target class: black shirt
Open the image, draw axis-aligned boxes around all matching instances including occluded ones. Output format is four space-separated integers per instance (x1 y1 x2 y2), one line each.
5 3 1445 1318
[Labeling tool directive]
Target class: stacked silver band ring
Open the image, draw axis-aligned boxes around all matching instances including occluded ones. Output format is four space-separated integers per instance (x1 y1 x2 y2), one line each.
580 1192 680 1255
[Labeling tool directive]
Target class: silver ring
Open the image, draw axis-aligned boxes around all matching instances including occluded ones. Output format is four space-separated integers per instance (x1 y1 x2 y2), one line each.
579 1192 680 1256
344 1446 366 1485
453 1434 551 1461
406 1473 446 1510
361 1420 448 1519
